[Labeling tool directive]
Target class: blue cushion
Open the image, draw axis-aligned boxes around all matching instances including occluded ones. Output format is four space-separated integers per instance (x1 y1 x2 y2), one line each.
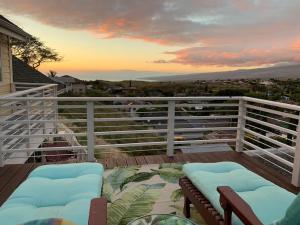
183 162 245 174
28 162 103 179
183 162 296 225
0 163 104 225
20 218 77 225
273 193 300 225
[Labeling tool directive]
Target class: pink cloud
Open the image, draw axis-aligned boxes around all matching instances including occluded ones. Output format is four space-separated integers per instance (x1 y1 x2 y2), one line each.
158 46 300 67
1 0 300 67
292 40 300 51
1 0 300 46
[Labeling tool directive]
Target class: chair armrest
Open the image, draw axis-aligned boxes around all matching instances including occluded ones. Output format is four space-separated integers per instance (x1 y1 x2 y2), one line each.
88 197 107 225
217 186 263 225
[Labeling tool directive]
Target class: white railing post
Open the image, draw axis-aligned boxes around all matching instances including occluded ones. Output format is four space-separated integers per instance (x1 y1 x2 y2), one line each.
53 85 58 134
26 99 31 151
87 101 95 161
42 89 46 135
236 98 246 152
167 100 175 157
292 118 300 187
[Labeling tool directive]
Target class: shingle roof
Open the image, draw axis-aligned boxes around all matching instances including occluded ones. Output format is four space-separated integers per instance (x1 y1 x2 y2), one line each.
0 15 30 39
12 56 62 86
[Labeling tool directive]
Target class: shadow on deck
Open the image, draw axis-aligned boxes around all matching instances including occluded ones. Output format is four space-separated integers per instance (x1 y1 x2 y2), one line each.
0 151 299 206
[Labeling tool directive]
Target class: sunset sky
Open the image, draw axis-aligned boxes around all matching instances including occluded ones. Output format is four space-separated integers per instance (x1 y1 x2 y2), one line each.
1 0 300 80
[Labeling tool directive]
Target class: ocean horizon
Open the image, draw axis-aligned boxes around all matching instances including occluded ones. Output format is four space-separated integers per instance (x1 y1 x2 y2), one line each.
58 71 177 82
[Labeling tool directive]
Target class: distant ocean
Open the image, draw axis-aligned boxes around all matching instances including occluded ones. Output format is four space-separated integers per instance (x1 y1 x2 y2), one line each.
63 71 176 81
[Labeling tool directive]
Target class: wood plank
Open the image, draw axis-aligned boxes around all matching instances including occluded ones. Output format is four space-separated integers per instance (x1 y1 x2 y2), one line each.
182 153 200 163
135 156 147 165
88 198 107 225
0 164 22 192
125 157 137 166
160 155 174 163
116 158 127 167
192 153 211 163
144 155 164 164
0 165 10 177
174 154 188 163
104 158 117 169
179 153 192 163
0 164 35 205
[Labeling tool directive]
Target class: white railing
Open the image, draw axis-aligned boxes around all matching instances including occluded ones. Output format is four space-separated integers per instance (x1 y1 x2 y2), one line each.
13 82 54 92
1 93 300 186
0 84 58 164
239 96 300 186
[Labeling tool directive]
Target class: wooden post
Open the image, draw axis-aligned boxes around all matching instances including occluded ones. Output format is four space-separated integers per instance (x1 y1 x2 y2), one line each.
236 99 246 152
167 100 175 157
87 101 95 161
292 117 300 187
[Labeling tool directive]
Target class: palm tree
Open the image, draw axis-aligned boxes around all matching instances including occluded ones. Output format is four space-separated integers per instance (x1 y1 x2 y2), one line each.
48 70 57 78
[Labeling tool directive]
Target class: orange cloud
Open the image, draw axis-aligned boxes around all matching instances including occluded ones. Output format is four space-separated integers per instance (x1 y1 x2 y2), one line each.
292 40 300 50
2 0 300 69
156 47 300 67
1 0 300 46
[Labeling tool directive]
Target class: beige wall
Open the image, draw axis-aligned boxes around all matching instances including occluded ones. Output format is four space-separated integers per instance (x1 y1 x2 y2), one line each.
72 83 87 94
0 33 13 96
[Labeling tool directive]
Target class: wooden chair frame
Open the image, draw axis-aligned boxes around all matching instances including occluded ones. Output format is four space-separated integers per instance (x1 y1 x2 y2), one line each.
88 197 107 225
179 177 263 225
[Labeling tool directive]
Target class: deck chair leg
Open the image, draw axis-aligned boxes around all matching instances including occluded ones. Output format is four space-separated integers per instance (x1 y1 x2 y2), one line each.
184 196 191 218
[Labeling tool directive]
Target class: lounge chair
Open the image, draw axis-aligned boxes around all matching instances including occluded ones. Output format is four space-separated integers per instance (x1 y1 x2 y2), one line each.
179 162 299 225
0 163 107 225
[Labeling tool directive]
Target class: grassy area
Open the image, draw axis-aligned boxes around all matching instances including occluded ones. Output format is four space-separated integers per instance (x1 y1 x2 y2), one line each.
58 102 166 159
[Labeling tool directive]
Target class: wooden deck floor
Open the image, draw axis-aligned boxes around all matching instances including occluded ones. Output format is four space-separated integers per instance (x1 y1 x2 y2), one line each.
0 151 299 206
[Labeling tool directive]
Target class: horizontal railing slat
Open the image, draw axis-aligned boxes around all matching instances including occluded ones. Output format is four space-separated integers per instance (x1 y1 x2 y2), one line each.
243 128 295 152
242 140 293 167
245 116 298 136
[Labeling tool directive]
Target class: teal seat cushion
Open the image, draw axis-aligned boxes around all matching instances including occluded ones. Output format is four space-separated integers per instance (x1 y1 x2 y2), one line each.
183 162 296 225
19 218 77 225
28 162 104 179
0 163 104 225
273 193 300 225
183 161 245 174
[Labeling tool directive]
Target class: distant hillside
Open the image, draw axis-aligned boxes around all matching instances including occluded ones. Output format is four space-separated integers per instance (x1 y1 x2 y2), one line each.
149 64 300 81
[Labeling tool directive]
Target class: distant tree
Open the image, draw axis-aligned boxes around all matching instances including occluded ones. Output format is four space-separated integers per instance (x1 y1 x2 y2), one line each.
216 88 247 96
11 35 62 69
48 70 57 78
204 84 208 93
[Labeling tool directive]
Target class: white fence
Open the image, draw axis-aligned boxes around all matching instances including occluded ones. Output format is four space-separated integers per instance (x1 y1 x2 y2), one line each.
1 88 300 186
0 84 58 164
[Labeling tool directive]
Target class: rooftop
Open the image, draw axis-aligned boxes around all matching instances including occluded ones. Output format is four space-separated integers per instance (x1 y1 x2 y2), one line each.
0 15 30 40
12 56 58 84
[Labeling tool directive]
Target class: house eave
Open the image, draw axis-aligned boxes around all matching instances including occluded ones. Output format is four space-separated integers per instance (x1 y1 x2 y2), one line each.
0 17 30 41
0 26 27 41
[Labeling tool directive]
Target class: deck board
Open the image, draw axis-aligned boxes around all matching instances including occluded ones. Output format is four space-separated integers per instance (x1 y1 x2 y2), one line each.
125 157 138 166
0 151 299 206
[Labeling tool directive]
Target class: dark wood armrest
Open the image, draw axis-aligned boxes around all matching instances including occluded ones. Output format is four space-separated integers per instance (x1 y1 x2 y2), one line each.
217 186 263 225
88 197 107 225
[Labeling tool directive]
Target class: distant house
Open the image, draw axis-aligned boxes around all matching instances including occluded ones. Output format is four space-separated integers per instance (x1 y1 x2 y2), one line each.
0 15 30 96
72 83 87 94
260 80 273 86
51 75 86 94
